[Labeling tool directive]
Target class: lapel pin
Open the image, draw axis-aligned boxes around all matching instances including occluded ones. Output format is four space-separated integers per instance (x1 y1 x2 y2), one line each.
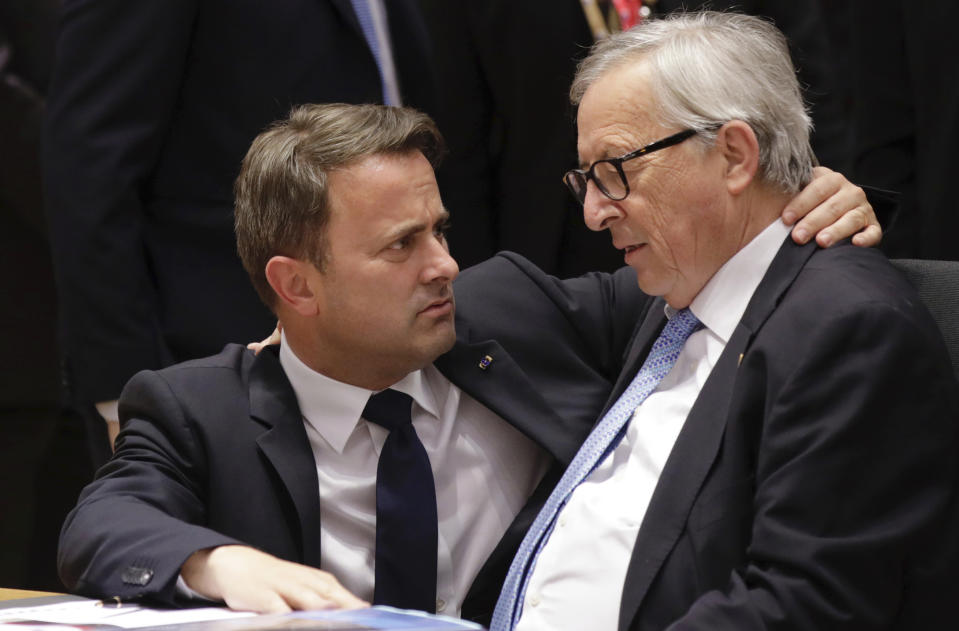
478 355 493 370
738 353 744 367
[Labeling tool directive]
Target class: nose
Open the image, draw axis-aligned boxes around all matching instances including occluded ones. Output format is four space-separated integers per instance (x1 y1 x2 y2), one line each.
582 181 623 232
422 234 459 284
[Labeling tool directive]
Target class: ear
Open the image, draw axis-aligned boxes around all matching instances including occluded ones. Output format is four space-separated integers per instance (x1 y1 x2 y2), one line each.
265 255 321 316
716 120 760 195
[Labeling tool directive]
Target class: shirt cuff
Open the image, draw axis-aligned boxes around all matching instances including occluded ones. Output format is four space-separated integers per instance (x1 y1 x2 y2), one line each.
176 574 214 601
95 400 120 424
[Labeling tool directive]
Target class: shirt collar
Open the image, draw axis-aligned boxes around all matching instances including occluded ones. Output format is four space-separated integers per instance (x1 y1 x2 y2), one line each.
680 218 791 343
278 331 439 454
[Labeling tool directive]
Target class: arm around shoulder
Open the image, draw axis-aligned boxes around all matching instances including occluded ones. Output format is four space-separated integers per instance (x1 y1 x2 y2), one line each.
457 252 653 377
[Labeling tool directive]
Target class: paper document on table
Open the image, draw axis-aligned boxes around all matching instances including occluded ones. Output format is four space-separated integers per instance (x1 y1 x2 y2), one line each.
0 598 253 630
148 608 483 630
0 601 483 631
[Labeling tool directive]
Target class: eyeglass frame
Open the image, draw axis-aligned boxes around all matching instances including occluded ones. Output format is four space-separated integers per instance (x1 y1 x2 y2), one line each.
563 128 699 205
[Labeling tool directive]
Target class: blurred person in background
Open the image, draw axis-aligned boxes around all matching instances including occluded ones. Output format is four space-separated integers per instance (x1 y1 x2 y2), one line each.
0 0 92 591
850 0 959 260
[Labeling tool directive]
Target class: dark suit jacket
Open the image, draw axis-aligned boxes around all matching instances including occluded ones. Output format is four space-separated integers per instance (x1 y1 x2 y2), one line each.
850 0 959 260
611 240 959 630
58 253 649 625
0 0 60 408
42 0 439 404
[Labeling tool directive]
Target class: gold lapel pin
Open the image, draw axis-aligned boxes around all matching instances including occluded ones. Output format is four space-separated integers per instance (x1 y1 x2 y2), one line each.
738 353 744 367
478 355 493 370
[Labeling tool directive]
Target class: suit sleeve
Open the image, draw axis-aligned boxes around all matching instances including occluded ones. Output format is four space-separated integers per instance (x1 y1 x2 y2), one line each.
42 0 199 402
668 299 959 629
457 252 653 380
58 369 241 604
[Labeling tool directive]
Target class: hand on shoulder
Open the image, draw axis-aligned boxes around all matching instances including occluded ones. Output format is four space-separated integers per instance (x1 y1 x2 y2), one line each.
782 166 881 248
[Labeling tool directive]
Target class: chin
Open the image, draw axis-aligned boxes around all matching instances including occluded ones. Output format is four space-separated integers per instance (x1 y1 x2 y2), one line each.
435 327 457 355
634 274 664 298
634 267 680 300
414 328 457 366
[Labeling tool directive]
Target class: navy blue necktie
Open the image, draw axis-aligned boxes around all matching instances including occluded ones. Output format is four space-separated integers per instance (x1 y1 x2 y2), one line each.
363 389 438 612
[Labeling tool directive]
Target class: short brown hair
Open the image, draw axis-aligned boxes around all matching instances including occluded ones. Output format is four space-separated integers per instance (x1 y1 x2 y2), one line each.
234 103 446 309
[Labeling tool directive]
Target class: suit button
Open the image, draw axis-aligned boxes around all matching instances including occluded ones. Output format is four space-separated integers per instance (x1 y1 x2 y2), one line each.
121 566 154 586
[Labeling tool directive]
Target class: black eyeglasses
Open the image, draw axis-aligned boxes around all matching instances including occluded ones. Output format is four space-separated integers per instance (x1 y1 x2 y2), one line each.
563 129 698 204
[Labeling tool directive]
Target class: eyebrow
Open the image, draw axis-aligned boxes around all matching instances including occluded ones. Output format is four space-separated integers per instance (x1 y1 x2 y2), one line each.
577 149 616 171
382 209 451 243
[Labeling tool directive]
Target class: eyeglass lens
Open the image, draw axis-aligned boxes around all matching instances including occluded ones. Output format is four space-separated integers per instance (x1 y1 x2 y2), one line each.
566 160 628 204
593 161 627 199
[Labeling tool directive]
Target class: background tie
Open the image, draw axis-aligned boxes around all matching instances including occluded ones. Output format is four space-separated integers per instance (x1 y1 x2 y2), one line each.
363 389 438 612
491 308 703 631
349 0 397 105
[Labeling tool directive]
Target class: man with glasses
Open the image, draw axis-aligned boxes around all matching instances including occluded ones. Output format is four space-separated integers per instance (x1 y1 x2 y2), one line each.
491 12 958 631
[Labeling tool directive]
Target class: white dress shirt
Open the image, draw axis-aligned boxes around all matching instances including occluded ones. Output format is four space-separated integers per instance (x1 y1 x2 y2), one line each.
515 219 791 631
280 333 550 616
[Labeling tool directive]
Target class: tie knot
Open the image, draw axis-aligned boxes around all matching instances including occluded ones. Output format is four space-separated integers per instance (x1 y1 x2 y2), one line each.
664 307 702 343
363 389 414 432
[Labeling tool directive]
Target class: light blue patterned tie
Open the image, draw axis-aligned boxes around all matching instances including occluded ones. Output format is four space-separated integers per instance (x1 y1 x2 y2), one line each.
349 0 397 105
490 308 702 631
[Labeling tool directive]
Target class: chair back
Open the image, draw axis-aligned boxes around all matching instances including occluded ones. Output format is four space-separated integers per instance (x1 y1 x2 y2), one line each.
892 259 959 380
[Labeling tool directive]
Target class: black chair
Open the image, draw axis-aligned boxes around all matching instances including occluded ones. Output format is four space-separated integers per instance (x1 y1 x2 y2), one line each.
892 259 959 380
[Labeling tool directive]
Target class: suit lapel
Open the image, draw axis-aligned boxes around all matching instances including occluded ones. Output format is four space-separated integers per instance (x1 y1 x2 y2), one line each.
247 346 323 568
617 320 751 629
434 325 583 466
618 238 819 630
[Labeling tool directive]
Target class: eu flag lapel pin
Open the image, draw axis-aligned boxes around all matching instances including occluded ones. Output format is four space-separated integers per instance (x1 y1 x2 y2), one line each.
478 355 493 370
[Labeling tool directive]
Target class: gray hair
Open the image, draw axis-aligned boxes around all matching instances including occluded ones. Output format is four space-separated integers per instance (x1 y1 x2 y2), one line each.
570 11 815 192
234 103 445 309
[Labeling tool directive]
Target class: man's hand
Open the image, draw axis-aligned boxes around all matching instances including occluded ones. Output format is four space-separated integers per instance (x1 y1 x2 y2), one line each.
95 400 121 451
247 325 281 355
181 545 368 613
781 166 881 248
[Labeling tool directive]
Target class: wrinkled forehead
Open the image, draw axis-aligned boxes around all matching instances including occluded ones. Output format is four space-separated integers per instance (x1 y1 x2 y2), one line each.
576 61 669 157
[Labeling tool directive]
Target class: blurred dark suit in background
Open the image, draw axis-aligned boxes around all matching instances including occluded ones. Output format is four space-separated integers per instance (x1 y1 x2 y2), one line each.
850 0 959 261
0 0 93 590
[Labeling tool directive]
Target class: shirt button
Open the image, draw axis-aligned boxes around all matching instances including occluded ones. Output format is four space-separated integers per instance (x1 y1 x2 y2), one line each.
558 513 568 527
529 592 541 607
435 599 446 612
